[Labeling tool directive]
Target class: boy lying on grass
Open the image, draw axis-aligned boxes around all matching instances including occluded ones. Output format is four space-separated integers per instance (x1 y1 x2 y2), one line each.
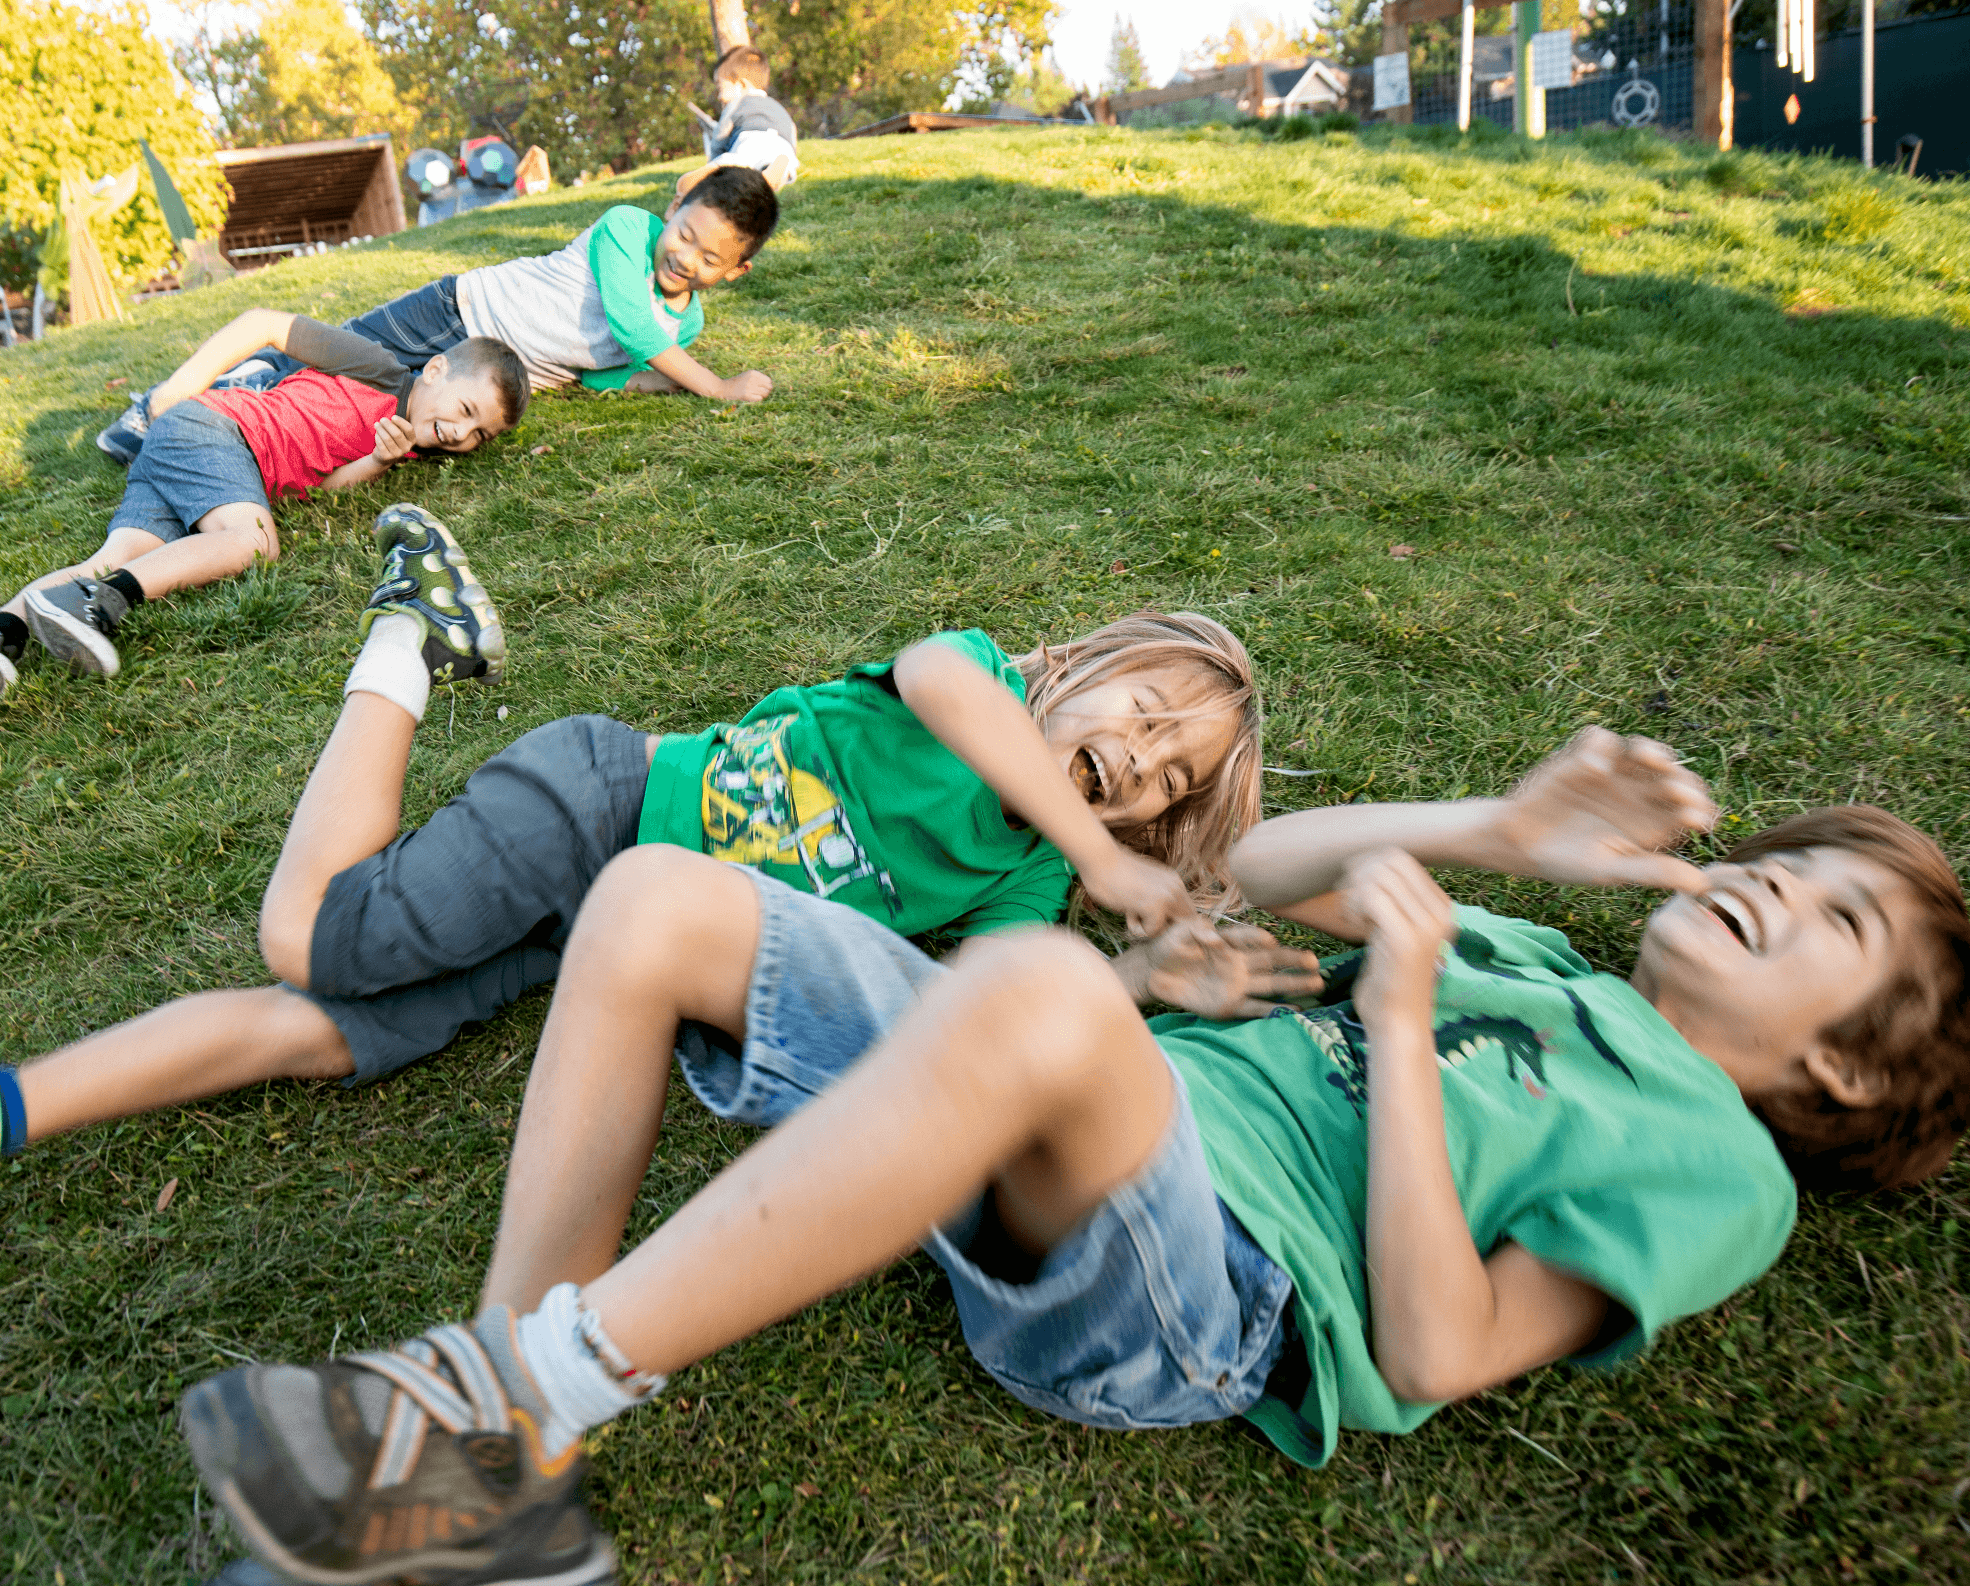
0 506 1290 1150
95 166 780 468
180 731 1970 1584
0 313 524 697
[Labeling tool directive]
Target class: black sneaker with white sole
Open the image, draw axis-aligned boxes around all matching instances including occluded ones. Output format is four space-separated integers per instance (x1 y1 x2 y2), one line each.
24 577 130 677
363 504 507 687
182 1307 612 1586
95 390 152 465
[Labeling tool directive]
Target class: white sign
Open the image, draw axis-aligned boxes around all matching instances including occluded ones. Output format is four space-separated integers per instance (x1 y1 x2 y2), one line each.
1373 51 1411 111
1529 29 1575 91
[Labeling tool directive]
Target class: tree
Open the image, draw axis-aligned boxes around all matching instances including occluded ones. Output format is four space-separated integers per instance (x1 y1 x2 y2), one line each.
1103 14 1150 92
0 0 230 289
708 0 749 55
1183 8 1318 69
172 0 273 148
750 0 975 135
363 0 710 172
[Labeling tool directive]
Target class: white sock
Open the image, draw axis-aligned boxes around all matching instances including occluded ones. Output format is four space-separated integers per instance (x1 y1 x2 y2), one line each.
343 613 430 723
515 1282 666 1459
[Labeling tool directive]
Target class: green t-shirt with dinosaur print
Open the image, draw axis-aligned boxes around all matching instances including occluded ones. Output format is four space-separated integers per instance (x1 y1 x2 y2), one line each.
1153 905 1798 1468
636 630 1073 939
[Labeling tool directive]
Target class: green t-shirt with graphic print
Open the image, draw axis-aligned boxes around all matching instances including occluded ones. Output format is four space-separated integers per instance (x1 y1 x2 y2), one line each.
636 630 1074 938
1153 905 1798 1469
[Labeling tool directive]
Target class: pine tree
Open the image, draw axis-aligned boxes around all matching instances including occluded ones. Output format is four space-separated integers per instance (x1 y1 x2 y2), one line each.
1104 15 1151 92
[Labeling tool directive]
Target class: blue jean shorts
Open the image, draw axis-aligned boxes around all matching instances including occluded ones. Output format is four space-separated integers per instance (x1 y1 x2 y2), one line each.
676 871 1295 1433
110 401 269 544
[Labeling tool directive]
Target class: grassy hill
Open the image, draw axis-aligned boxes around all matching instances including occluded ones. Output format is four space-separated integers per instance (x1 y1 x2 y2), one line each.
2 119 1967 1583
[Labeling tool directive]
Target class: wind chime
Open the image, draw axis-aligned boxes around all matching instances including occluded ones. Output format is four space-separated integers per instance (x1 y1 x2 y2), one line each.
1775 0 1816 81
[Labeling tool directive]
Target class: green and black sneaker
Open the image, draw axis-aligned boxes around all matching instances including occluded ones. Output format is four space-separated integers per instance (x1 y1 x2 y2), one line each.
181 1308 616 1585
363 504 507 688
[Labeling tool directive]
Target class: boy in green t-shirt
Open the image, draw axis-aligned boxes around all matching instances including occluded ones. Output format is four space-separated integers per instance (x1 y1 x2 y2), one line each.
180 730 1970 1585
0 507 1272 1152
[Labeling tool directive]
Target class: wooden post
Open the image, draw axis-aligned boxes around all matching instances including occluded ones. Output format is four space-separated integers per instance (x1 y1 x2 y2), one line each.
1696 0 1733 149
709 0 750 57
1381 14 1414 123
1247 62 1267 117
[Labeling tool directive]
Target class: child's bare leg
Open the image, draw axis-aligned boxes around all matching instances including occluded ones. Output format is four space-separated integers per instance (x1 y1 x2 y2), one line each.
258 692 418 987
478 848 761 1313
112 500 279 598
583 929 1171 1376
2 527 164 620
16 986 352 1142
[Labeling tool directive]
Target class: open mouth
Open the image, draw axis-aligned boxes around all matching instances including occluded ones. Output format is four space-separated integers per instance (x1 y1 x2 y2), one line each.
1702 893 1759 952
1068 746 1109 807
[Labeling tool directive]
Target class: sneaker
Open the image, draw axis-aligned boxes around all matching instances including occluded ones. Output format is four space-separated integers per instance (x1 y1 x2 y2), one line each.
363 504 507 687
95 390 152 465
24 577 128 677
0 651 15 699
182 1308 616 1586
199 1507 618 1585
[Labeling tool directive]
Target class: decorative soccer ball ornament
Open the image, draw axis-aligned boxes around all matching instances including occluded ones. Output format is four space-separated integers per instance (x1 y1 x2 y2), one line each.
1611 77 1661 127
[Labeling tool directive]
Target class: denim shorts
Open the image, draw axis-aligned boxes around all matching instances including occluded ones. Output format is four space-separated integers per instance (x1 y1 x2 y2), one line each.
677 872 1296 1433
222 277 467 391
110 401 269 544
298 714 650 1083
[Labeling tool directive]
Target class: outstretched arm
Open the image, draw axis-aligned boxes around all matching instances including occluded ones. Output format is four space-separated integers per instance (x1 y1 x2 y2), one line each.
892 640 1195 937
1347 850 1610 1402
149 308 298 417
1232 728 1718 939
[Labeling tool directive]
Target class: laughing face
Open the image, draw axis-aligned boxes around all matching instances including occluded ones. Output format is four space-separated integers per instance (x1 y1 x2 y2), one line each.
1632 845 1919 1103
405 362 508 453
1040 666 1238 832
653 201 754 298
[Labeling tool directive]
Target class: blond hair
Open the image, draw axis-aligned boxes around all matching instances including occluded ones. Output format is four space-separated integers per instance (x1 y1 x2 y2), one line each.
1016 610 1262 911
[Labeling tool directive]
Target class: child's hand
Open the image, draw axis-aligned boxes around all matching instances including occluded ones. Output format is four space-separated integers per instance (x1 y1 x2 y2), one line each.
1346 849 1457 1034
722 371 773 404
1081 847 1197 938
1494 727 1716 893
371 414 416 464
1125 918 1324 1019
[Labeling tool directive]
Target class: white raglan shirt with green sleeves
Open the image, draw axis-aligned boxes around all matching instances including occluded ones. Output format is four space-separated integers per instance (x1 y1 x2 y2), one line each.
1152 905 1799 1468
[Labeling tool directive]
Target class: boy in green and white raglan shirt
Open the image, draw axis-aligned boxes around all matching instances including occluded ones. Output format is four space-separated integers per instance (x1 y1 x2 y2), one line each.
455 167 779 401
178 729 1970 1586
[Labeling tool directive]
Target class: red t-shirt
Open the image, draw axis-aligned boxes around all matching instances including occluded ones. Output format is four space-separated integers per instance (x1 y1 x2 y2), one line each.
196 370 411 500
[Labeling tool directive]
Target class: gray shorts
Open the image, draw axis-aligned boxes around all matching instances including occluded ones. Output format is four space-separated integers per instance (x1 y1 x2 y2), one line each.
298 715 650 1082
111 401 270 545
679 871 1294 1433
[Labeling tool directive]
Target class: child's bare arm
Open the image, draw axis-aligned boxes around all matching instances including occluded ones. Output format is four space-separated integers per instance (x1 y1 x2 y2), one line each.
1233 728 1718 939
150 308 298 417
1108 919 1324 1018
892 640 1194 937
320 415 415 490
642 344 771 404
1348 849 1611 1402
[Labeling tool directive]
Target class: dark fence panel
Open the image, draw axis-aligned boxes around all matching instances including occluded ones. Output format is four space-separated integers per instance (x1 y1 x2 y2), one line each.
1733 7 1970 176
1408 2 1696 133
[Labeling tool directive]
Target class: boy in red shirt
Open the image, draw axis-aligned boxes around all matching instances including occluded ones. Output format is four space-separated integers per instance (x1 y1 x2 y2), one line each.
0 308 527 693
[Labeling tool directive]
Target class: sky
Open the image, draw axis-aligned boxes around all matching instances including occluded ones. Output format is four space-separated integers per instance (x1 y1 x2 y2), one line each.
1047 1 1305 92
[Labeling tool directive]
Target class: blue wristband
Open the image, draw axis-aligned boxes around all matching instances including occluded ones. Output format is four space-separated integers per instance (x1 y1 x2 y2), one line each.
0 1067 23 1156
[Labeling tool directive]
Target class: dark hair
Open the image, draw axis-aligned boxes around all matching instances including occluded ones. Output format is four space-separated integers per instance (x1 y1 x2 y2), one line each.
1729 806 1970 1191
678 165 779 260
440 337 529 430
714 43 771 91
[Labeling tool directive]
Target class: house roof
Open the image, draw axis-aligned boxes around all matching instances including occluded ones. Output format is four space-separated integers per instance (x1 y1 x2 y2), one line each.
215 134 396 231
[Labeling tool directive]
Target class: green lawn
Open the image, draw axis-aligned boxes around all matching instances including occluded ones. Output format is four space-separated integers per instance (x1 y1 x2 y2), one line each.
2 119 1968 1584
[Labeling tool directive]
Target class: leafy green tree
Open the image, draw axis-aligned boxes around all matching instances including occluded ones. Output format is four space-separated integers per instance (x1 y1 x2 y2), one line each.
363 0 710 173
1104 14 1151 91
0 0 230 289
